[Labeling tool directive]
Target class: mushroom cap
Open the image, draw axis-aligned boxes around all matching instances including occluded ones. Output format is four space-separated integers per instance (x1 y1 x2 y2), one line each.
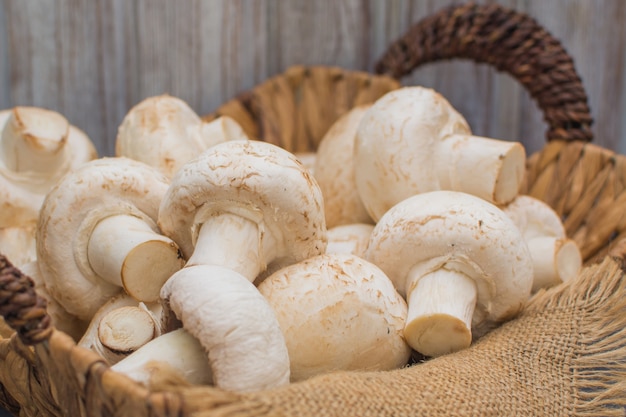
354 87 471 221
502 195 566 239
0 107 97 228
314 105 373 228
158 140 327 269
364 190 533 327
36 157 172 321
116 95 248 179
161 264 290 392
257 253 411 382
116 95 206 179
325 223 374 257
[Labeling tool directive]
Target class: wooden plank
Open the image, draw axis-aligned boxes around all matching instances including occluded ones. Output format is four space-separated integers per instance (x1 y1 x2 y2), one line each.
0 1 10 108
0 0 624 156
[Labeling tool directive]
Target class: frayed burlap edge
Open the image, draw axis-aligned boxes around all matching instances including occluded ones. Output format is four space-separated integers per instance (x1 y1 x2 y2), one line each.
527 257 626 416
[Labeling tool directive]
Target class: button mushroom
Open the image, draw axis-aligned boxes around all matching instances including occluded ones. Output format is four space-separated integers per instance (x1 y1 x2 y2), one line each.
160 265 288 392
364 190 534 357
116 94 249 179
78 294 162 364
36 157 185 321
314 105 373 228
0 107 97 264
156 139 327 392
158 139 327 281
502 195 582 292
257 253 411 382
354 87 526 221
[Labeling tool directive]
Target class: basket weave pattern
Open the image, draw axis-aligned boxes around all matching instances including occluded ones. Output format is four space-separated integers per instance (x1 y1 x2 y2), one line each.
0 3 625 417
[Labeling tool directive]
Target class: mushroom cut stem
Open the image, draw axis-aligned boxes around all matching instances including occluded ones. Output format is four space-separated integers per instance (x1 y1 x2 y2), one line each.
87 214 184 302
187 212 276 282
97 306 159 362
436 134 525 205
404 267 478 357
529 236 581 290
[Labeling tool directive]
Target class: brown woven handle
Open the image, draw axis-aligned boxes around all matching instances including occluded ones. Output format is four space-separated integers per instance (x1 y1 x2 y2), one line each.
375 2 594 143
0 254 52 345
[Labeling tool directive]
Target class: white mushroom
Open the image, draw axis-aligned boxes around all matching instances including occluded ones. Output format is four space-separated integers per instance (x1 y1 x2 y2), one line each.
354 87 526 221
160 265 288 392
36 157 185 321
78 294 162 364
158 139 327 281
156 140 327 392
0 107 97 264
258 253 411 382
364 190 533 357
111 328 213 387
116 94 249 179
314 105 373 228
502 195 582 292
325 223 374 257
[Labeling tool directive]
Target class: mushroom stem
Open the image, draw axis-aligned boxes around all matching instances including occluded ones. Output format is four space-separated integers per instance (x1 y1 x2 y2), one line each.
87 214 184 302
404 266 478 357
96 305 159 364
529 236 581 291
188 213 273 281
1 107 70 175
436 134 525 205
111 328 213 387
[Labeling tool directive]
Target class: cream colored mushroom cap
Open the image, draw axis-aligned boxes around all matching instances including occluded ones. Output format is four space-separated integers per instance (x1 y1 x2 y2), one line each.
36 157 172 321
503 195 566 239
314 105 373 228
258 253 410 382
0 108 97 228
354 86 471 221
115 95 206 179
158 140 327 267
364 190 533 327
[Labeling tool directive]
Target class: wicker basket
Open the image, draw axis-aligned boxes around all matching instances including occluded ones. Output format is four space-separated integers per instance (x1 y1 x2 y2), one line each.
0 3 624 416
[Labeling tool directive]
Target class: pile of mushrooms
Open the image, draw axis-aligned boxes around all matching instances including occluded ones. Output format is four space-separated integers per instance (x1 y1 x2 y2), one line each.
0 86 583 392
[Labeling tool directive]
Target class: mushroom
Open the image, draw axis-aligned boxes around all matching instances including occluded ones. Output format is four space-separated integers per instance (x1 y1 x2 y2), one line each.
257 253 411 382
314 105 374 228
78 294 163 364
116 94 249 179
0 107 97 264
160 265 288 391
111 328 213 387
325 223 374 257
158 139 327 281
502 195 582 292
156 140 327 391
354 87 526 221
364 190 533 357
36 157 185 321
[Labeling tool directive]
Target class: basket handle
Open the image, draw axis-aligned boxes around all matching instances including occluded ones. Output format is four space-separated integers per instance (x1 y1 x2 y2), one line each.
0 254 52 345
374 2 594 143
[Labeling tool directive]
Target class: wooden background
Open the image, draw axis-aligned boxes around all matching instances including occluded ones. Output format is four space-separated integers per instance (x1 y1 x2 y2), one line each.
0 0 624 158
